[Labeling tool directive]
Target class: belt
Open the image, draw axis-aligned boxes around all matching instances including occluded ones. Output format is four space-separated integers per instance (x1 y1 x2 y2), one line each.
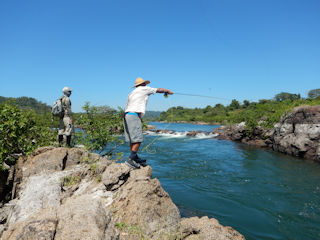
126 112 139 116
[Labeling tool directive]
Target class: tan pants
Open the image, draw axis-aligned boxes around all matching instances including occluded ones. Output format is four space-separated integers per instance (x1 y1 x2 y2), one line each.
58 117 74 136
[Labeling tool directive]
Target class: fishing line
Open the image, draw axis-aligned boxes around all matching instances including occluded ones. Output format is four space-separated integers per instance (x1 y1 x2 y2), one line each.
174 92 232 101
141 94 174 154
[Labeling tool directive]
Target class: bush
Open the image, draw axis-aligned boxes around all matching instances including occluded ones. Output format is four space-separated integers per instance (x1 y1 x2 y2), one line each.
0 103 56 171
158 97 319 132
75 102 124 157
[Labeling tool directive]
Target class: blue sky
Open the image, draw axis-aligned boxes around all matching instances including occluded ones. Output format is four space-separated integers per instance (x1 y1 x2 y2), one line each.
0 0 319 112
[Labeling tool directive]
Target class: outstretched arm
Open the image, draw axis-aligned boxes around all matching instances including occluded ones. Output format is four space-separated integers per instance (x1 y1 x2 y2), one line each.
156 88 174 94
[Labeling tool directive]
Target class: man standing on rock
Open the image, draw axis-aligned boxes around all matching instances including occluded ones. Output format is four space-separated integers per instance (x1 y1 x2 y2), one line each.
124 77 173 169
58 87 74 147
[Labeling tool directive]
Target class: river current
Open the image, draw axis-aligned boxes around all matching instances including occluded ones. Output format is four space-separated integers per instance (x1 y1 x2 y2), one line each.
115 122 320 240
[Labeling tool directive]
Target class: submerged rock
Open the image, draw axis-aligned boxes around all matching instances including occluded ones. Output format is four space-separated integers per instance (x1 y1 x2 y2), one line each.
0 147 245 240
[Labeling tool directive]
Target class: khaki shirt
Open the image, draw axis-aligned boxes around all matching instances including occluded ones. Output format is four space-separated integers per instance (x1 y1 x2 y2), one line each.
61 96 72 117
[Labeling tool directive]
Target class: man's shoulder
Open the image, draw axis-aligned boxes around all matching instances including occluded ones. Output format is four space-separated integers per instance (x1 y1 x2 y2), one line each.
138 86 157 92
62 96 71 103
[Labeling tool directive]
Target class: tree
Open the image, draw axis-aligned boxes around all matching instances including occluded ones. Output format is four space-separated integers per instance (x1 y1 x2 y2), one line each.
75 102 124 158
0 103 55 171
308 89 320 99
243 100 250 108
228 99 240 110
203 105 212 113
274 92 300 102
259 99 271 104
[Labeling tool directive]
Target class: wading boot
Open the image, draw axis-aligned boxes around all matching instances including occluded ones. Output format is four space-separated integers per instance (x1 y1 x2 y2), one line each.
66 136 72 148
58 135 63 147
125 159 141 169
135 157 147 167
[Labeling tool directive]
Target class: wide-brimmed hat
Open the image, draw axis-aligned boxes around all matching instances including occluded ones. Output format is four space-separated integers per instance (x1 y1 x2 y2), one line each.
133 77 150 88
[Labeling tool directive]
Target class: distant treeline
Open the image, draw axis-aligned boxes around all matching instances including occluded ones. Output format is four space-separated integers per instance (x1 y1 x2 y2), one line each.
144 111 162 121
0 96 51 114
159 90 320 129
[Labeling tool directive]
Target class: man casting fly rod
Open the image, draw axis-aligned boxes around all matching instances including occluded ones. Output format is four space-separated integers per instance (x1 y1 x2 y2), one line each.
124 77 173 169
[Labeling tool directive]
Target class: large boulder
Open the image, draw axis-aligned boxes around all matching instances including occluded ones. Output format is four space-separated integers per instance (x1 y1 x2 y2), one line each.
111 166 181 239
0 147 246 240
180 216 245 240
216 122 274 148
273 106 320 161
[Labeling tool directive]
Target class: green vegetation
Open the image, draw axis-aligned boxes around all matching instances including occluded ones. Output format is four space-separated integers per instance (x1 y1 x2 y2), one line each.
0 103 56 171
160 91 320 130
144 111 162 121
61 175 81 187
74 102 124 157
0 98 125 171
115 222 145 239
0 96 51 114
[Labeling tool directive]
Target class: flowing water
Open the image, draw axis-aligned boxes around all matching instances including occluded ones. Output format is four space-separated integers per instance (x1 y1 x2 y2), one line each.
114 122 320 240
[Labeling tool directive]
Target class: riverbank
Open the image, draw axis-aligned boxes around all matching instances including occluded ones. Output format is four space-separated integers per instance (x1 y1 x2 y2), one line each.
156 120 220 125
216 105 320 162
149 105 320 163
0 147 245 240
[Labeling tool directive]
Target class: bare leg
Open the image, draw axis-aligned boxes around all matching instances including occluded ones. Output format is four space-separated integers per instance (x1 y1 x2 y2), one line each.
130 142 141 152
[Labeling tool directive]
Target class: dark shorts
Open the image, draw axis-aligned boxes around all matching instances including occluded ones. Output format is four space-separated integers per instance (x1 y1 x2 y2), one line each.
123 114 143 143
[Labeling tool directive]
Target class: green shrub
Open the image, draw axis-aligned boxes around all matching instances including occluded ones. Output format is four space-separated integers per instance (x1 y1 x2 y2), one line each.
75 102 124 156
159 97 319 132
0 103 56 171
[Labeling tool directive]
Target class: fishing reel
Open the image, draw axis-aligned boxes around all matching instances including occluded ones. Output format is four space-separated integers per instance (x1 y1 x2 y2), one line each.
164 93 169 98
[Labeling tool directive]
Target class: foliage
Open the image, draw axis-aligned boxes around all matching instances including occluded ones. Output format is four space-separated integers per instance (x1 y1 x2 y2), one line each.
61 175 81 187
228 99 241 110
274 92 300 102
159 95 320 131
308 89 320 99
0 103 56 171
0 96 51 114
115 222 144 239
144 111 162 121
75 102 124 156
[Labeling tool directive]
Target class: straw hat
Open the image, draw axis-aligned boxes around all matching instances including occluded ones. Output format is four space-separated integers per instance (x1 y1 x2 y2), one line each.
133 77 150 88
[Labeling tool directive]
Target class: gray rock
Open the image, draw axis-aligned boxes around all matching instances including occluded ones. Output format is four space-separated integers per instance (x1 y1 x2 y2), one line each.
180 216 245 240
55 194 118 240
1 147 245 240
102 163 130 191
1 208 58 240
273 106 320 161
111 166 181 239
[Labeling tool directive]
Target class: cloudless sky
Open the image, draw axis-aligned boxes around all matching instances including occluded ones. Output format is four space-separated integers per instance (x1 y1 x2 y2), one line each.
0 0 319 112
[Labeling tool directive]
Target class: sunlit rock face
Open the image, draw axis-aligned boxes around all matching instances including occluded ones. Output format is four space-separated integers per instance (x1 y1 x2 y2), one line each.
273 106 320 162
216 106 320 162
0 147 245 240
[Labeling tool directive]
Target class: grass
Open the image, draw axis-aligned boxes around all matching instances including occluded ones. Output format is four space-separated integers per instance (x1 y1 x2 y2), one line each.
115 222 145 239
61 175 81 187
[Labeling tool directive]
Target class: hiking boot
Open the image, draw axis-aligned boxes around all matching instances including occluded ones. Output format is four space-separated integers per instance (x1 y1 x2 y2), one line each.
135 157 146 164
135 157 147 167
125 159 141 169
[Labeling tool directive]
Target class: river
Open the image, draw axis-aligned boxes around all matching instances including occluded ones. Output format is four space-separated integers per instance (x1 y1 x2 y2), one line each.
115 122 320 240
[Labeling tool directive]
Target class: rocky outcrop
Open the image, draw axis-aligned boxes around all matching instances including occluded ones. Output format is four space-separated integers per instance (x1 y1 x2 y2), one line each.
273 106 320 162
215 123 274 148
0 147 245 240
149 129 217 138
180 217 245 240
216 105 320 162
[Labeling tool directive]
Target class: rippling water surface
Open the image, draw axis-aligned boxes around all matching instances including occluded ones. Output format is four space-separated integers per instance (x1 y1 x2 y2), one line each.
115 122 320 240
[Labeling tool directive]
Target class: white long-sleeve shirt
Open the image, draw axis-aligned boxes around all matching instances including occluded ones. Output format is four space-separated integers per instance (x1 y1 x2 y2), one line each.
125 86 157 117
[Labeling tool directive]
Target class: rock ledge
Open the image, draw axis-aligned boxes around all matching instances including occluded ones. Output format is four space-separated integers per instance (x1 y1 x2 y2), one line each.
0 147 245 240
